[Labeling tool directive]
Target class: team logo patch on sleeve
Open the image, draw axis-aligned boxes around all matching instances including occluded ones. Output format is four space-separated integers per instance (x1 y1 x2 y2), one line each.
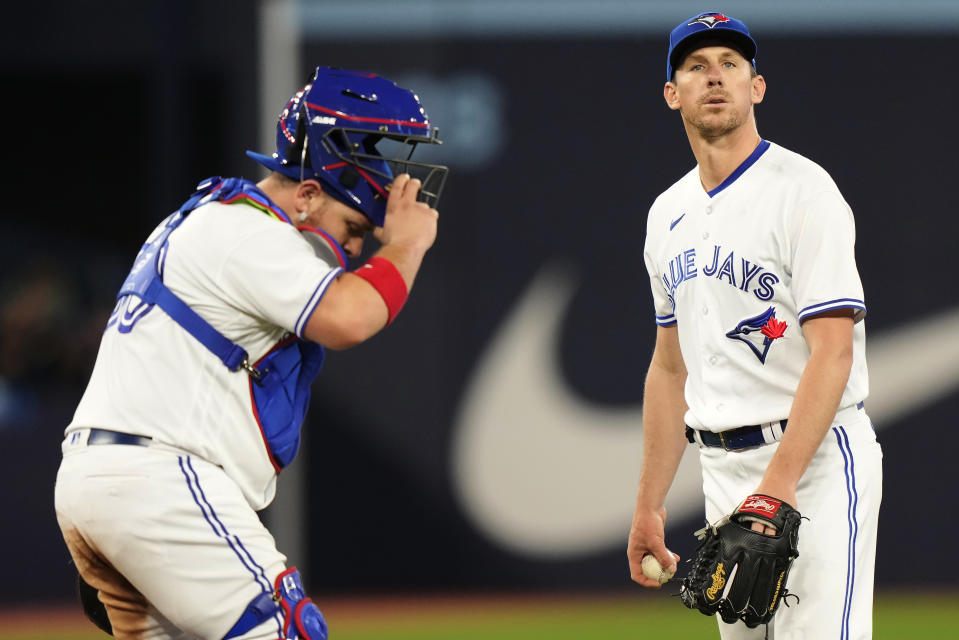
725 306 788 364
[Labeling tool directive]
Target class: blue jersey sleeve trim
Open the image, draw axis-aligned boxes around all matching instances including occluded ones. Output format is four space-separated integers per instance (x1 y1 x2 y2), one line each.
655 314 677 327
295 267 343 337
708 140 771 198
798 298 867 321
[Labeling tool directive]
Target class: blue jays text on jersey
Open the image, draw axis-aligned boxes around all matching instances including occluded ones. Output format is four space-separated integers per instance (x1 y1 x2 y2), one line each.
662 243 781 313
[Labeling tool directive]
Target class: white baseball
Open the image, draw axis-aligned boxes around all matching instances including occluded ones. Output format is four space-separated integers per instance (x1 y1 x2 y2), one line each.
641 552 675 584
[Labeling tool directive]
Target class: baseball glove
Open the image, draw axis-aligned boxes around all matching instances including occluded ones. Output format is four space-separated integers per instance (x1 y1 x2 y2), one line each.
679 494 801 628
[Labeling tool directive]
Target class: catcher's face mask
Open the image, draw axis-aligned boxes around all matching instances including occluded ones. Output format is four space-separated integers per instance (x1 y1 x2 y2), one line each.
247 66 449 226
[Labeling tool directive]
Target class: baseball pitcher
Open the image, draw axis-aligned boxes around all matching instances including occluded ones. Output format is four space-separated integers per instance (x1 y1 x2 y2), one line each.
627 12 882 639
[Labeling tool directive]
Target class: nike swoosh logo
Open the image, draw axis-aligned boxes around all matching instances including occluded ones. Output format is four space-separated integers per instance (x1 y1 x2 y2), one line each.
450 264 959 558
669 213 686 230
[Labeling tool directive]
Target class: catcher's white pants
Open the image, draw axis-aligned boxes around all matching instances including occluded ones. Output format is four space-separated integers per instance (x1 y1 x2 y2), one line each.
698 404 882 640
55 440 291 640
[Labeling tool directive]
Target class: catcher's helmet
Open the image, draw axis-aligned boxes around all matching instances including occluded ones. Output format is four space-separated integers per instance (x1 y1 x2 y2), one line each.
247 66 448 226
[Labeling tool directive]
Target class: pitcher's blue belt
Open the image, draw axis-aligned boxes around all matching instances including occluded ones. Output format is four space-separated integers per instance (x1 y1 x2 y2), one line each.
687 401 865 451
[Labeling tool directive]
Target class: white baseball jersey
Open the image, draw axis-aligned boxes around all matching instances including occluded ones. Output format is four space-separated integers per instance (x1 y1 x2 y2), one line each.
643 140 868 430
66 200 343 509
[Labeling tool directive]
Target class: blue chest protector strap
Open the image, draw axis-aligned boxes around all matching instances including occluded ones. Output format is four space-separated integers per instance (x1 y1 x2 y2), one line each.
117 177 251 371
146 275 251 372
114 176 326 468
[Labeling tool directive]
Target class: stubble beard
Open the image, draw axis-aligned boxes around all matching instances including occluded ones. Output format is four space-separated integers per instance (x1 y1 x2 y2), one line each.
683 106 746 142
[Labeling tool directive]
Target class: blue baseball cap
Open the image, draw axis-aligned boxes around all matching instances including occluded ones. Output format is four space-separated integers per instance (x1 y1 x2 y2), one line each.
666 11 757 81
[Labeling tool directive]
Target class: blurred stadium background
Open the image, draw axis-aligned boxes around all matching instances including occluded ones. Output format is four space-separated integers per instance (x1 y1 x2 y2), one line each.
2 0 958 637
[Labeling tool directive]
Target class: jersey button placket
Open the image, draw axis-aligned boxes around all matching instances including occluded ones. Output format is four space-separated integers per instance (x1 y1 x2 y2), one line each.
701 199 714 242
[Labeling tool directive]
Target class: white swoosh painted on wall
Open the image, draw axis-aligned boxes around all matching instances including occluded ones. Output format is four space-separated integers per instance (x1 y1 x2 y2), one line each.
451 266 959 558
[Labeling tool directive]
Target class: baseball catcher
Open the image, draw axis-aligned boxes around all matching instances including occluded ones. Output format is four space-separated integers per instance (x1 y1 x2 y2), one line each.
680 495 801 628
54 66 447 640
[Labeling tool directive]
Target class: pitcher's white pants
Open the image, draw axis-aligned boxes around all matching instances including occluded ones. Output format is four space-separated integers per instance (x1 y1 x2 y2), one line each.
697 405 882 640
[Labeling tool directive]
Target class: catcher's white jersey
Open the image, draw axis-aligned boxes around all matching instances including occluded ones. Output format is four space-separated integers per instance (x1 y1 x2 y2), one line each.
66 201 343 509
644 141 868 431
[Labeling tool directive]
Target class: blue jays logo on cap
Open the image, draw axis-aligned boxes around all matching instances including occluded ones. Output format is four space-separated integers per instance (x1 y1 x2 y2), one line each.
688 13 731 29
666 11 758 81
725 306 787 364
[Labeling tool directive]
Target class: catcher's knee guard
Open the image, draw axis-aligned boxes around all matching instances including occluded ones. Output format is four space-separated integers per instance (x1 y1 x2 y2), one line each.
275 567 328 640
223 567 328 640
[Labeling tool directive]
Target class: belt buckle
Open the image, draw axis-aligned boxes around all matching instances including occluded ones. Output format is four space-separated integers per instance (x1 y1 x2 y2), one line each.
718 429 749 452
718 431 731 451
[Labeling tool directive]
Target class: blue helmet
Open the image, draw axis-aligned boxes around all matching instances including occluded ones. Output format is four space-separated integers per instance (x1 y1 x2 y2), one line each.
247 66 448 226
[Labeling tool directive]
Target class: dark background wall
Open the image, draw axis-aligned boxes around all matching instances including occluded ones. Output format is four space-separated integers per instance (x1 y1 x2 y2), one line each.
1 1 956 605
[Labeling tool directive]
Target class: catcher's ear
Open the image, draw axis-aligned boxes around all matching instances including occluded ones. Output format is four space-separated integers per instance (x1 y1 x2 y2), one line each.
294 179 324 211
